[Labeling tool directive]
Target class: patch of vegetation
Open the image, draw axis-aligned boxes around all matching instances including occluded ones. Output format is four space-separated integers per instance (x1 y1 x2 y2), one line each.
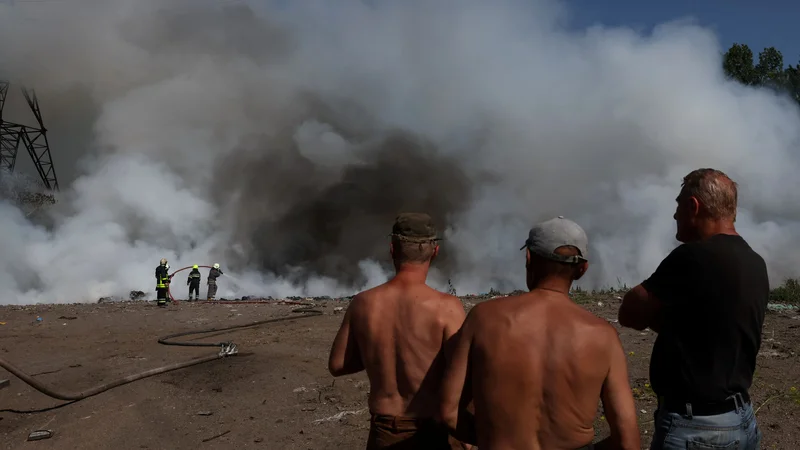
789 386 800 406
769 278 800 305
571 279 630 305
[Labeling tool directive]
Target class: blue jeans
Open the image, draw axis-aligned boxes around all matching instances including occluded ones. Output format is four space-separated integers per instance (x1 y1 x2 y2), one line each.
650 394 762 450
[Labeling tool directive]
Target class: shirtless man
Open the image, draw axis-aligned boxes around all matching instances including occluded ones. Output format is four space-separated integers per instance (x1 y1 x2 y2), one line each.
439 216 641 450
328 213 468 449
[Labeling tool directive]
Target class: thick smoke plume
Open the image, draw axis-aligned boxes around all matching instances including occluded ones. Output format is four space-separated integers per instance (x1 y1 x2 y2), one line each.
1 0 799 304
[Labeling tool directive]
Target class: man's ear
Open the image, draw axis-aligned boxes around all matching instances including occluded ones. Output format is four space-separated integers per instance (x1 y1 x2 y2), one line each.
688 195 701 217
389 242 395 257
574 261 589 281
525 249 531 268
432 245 440 259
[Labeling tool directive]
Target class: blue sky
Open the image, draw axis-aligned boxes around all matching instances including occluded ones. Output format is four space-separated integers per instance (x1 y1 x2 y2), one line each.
566 0 800 67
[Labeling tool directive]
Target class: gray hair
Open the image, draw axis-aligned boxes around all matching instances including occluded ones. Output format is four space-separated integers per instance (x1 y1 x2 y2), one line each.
680 168 738 221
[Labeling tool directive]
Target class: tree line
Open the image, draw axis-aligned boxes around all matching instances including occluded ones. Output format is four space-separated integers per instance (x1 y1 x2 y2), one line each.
723 43 800 104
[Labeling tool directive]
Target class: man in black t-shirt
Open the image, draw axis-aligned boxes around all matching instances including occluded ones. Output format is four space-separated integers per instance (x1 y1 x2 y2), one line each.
618 168 768 450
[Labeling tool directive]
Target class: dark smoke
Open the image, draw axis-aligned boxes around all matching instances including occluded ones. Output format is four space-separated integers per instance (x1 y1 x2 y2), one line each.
213 95 473 285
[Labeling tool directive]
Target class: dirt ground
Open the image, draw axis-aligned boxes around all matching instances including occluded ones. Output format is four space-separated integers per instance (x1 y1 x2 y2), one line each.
0 294 798 449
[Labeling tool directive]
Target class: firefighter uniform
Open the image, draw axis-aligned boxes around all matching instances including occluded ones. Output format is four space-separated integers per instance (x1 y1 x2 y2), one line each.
207 263 223 300
155 259 171 307
187 265 202 300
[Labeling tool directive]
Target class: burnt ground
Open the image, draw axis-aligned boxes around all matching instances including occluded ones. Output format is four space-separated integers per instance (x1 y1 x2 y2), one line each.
0 294 798 449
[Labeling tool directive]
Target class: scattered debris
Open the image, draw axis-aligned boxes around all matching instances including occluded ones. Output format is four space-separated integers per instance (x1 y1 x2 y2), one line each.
27 430 53 441
313 408 368 424
201 430 230 443
767 303 799 312
333 307 344 314
197 411 213 416
293 387 308 393
0 379 9 390
58 316 77 320
129 291 146 300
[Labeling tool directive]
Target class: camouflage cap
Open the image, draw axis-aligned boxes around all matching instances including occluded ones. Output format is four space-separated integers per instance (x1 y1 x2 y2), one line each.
390 213 440 243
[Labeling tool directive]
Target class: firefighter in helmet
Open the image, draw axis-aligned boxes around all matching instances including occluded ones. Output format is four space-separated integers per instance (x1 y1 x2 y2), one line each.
187 264 202 301
155 258 172 307
207 263 223 300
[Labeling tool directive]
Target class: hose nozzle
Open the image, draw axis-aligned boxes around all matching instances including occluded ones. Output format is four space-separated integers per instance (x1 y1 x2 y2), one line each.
219 343 238 357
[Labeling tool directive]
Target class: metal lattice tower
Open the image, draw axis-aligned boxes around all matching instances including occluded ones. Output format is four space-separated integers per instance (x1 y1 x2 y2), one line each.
0 80 59 191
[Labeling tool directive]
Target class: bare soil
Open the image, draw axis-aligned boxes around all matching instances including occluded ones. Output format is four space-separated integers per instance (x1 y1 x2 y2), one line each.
0 295 798 449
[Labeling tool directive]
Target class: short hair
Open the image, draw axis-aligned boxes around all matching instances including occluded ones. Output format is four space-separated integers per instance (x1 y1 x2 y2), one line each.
680 168 738 221
391 236 437 264
530 245 583 279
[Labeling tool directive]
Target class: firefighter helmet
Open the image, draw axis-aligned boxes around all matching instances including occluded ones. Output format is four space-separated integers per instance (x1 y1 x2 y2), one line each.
213 263 220 269
160 258 167 265
193 264 199 269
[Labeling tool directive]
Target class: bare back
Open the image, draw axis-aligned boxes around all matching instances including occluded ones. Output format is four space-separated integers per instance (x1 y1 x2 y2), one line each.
469 291 623 449
349 280 465 417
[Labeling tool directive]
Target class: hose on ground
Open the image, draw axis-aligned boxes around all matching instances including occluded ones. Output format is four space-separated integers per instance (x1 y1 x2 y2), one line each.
158 304 323 348
0 353 223 402
0 302 323 406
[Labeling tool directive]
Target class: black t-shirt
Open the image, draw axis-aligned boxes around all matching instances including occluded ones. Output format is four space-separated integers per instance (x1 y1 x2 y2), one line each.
642 234 769 403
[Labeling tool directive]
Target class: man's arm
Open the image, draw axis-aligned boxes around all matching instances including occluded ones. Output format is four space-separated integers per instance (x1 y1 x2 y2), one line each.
595 330 641 450
618 245 693 332
618 285 663 331
441 298 475 445
439 308 477 445
327 298 364 377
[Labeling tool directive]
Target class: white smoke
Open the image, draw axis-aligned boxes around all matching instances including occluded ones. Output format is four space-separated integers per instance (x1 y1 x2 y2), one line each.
1 0 799 305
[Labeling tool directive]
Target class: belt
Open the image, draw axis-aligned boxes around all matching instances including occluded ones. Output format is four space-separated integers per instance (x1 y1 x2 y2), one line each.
659 392 750 416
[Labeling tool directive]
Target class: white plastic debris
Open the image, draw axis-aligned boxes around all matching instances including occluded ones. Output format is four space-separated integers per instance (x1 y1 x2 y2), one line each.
313 408 368 424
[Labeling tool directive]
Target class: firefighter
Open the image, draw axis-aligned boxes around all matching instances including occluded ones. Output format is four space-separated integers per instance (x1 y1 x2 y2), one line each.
155 258 171 307
207 263 223 300
187 264 202 301
165 263 172 302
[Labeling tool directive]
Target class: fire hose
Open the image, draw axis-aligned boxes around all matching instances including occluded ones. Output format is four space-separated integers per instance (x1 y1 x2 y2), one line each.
0 303 323 406
166 264 213 303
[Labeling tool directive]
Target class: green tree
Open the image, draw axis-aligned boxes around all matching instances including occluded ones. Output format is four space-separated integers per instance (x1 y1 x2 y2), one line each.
755 47 786 88
723 43 757 85
785 64 800 104
722 43 800 106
